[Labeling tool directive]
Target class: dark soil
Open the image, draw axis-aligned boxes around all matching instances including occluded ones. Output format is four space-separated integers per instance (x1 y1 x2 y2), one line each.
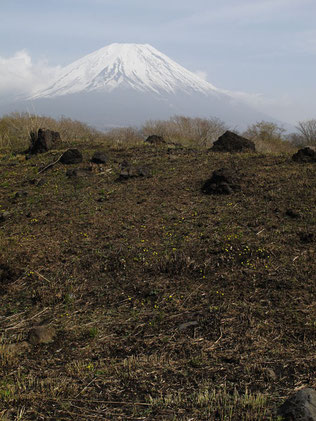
0 142 315 420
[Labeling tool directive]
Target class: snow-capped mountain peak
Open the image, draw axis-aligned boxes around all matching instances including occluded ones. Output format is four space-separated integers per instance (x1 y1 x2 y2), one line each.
32 43 219 98
21 43 286 132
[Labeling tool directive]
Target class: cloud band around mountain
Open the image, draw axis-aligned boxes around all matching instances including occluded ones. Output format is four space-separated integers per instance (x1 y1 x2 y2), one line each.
0 50 60 101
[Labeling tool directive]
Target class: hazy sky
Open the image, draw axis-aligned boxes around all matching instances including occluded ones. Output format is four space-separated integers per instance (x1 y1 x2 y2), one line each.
1 0 316 125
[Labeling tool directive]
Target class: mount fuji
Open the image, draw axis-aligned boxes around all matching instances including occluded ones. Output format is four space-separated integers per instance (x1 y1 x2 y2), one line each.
32 43 219 98
5 43 279 130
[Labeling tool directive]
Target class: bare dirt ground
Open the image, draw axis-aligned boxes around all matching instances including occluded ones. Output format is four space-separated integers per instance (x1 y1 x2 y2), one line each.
0 143 315 420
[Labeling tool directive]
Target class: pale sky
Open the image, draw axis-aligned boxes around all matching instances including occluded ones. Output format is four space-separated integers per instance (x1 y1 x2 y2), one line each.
1 0 316 125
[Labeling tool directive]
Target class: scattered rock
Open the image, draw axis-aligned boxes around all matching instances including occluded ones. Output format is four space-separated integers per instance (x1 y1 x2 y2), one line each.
145 135 166 145
28 325 56 345
117 161 152 181
91 151 107 164
299 232 314 243
60 149 83 165
0 211 10 223
0 263 13 284
202 168 241 195
292 146 316 163
211 131 256 153
285 209 301 219
28 128 61 154
66 167 93 177
136 167 152 177
0 263 19 293
277 388 316 421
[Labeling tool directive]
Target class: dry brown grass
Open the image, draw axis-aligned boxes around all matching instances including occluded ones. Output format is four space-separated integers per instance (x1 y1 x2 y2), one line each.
0 138 315 419
0 113 298 156
104 126 144 148
243 121 295 154
0 112 103 152
141 115 228 147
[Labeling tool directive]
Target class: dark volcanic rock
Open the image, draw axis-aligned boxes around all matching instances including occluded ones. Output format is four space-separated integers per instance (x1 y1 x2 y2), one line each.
292 146 316 163
211 131 256 153
0 263 20 294
202 168 241 195
285 209 301 219
66 167 93 177
277 388 316 421
28 325 56 345
145 135 166 145
91 151 107 164
29 128 61 154
117 160 152 181
60 149 83 165
0 211 10 223
299 231 314 243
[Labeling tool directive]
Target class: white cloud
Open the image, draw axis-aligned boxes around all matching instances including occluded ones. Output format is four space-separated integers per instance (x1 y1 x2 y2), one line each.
194 70 208 81
192 66 296 123
0 50 61 100
225 87 295 115
220 87 299 125
222 89 277 107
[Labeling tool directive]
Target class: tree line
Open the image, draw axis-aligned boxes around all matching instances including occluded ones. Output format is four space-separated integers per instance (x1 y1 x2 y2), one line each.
0 112 315 152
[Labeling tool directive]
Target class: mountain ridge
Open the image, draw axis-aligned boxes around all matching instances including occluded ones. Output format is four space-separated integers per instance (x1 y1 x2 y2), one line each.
1 43 292 131
31 43 220 99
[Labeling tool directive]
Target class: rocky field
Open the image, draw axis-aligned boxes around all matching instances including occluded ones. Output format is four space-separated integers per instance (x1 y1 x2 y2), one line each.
0 134 315 420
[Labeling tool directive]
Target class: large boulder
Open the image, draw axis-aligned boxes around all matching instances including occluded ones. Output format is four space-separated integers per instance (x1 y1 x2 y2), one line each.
60 149 83 165
145 135 166 145
211 131 256 153
292 146 316 163
202 168 241 195
29 128 61 154
277 388 316 421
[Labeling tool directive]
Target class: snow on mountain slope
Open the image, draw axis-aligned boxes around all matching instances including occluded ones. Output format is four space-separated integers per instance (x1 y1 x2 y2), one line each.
32 43 220 98
18 43 290 131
